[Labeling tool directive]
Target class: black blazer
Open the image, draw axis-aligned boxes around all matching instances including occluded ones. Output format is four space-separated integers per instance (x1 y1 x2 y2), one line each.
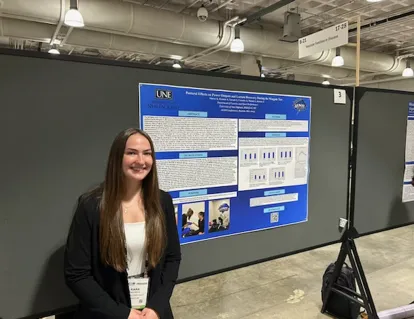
64 189 181 319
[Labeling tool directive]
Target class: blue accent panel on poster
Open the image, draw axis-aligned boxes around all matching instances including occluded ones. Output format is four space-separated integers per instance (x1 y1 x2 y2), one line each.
265 189 286 196
139 83 311 244
409 101 414 117
402 102 414 202
179 189 208 197
265 133 287 138
179 152 208 159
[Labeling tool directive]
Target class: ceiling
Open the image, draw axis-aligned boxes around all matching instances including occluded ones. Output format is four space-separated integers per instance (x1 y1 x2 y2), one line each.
119 0 414 56
1 0 414 85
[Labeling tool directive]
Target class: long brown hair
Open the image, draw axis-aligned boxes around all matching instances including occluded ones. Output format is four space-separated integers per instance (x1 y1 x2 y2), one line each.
99 128 166 272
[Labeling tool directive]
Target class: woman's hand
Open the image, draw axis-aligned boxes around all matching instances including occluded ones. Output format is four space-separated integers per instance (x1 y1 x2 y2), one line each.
142 308 159 318
128 309 144 319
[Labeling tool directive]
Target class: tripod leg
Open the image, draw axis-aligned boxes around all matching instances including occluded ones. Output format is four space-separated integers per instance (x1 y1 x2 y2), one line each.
348 239 378 318
347 240 372 317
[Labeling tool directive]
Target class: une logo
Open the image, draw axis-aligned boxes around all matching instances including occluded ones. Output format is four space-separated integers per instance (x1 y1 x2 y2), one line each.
155 90 173 99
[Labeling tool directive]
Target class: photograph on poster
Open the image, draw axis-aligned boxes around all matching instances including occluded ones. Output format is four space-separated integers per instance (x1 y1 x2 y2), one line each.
208 199 230 233
181 202 206 238
174 204 178 226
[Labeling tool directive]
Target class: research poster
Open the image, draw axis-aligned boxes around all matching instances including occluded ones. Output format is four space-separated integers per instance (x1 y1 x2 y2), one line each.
402 102 414 203
139 83 311 244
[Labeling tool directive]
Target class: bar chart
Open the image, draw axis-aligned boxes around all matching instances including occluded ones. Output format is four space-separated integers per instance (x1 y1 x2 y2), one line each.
249 168 268 184
278 147 294 164
259 148 277 166
270 167 286 184
240 149 259 167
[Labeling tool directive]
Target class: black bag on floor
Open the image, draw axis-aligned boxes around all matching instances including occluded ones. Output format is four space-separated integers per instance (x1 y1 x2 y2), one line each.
321 262 360 319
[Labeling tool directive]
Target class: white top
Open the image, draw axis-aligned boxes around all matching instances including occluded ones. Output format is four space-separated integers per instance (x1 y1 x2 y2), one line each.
124 222 146 277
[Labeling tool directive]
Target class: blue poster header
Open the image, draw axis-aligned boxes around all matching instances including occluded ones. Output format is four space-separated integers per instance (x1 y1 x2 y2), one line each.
140 83 311 121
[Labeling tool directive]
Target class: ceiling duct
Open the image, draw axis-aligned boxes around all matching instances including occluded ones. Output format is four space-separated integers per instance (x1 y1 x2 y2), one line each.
0 17 364 79
240 0 295 26
0 0 411 76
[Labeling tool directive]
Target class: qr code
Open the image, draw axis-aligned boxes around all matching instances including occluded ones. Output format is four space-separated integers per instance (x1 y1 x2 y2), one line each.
270 212 279 223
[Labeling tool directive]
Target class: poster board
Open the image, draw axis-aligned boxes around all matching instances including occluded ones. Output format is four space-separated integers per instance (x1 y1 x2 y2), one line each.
353 88 414 235
139 83 311 244
0 49 351 319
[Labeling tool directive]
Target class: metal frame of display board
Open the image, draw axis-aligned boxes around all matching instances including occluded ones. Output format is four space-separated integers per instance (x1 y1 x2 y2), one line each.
321 87 378 319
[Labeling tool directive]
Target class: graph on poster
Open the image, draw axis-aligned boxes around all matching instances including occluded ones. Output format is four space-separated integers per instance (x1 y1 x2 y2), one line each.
139 83 311 244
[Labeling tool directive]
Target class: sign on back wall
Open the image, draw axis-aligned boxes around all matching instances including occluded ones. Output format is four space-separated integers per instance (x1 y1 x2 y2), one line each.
298 21 349 59
139 83 311 244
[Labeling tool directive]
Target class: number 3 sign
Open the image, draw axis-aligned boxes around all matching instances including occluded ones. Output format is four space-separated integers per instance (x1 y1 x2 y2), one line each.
334 89 346 104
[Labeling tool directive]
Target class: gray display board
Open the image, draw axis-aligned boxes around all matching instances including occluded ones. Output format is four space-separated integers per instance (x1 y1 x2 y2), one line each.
353 88 414 234
0 52 351 319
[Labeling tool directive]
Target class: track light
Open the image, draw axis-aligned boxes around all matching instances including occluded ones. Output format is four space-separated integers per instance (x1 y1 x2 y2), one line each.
402 60 413 77
48 45 60 55
230 27 244 53
332 47 344 67
172 61 182 69
64 0 84 27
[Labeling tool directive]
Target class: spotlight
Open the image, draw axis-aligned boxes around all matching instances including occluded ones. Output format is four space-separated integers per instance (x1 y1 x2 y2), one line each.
64 0 84 27
402 60 413 77
332 47 344 67
230 27 244 53
172 61 182 69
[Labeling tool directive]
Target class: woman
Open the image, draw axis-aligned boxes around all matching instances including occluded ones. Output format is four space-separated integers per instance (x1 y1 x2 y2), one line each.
64 128 181 319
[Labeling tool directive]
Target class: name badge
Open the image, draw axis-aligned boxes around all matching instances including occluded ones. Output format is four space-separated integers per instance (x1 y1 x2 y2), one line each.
128 277 149 309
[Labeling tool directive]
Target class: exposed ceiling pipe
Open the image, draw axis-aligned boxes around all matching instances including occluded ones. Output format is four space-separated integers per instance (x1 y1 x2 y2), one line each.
341 75 414 86
0 0 221 46
61 25 73 45
50 0 66 45
183 16 238 63
0 17 365 79
184 26 234 63
210 0 233 13
337 55 404 83
274 50 334 74
1 0 412 77
0 0 407 76
263 56 358 80
289 74 332 84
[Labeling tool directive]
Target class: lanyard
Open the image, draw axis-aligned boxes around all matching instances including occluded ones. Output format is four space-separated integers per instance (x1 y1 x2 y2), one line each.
126 253 149 279
143 254 149 278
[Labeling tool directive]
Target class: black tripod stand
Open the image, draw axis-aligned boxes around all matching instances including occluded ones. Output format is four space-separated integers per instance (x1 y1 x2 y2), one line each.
321 225 378 319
